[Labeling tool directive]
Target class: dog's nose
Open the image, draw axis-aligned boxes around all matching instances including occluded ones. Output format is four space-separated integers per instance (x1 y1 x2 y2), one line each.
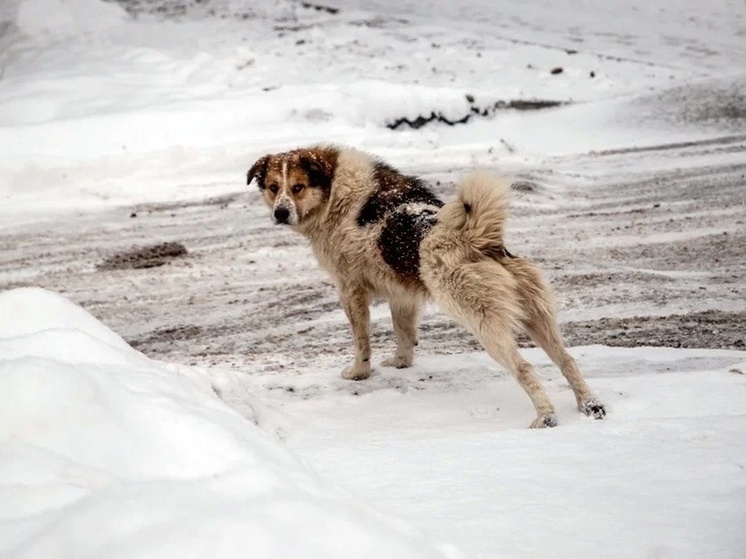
274 206 290 224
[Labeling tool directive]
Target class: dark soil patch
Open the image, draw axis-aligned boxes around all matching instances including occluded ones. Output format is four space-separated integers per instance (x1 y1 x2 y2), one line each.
604 232 746 272
510 180 540 193
98 242 188 271
300 2 339 14
561 310 746 350
130 324 202 349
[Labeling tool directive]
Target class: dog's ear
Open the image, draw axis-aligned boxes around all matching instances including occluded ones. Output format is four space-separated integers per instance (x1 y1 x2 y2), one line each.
299 150 335 190
247 155 270 188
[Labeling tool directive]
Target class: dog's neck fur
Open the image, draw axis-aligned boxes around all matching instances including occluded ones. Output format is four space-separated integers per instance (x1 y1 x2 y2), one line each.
293 193 345 241
294 148 370 240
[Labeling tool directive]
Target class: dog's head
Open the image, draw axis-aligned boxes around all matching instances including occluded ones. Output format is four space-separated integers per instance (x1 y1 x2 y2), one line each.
247 146 338 227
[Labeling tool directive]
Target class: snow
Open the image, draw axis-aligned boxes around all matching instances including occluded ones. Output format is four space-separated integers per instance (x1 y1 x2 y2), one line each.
13 0 125 36
0 288 459 559
199 346 746 559
3 288 744 558
1 0 745 557
1 0 744 213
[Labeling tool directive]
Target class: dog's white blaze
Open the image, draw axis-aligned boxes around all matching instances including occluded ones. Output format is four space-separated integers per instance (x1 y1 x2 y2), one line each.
274 160 298 225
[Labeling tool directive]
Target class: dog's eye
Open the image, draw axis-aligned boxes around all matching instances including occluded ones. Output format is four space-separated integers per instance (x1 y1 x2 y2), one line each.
292 184 305 194
268 184 279 194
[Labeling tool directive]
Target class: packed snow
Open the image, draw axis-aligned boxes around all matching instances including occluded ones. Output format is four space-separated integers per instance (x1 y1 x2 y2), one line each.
1 0 745 557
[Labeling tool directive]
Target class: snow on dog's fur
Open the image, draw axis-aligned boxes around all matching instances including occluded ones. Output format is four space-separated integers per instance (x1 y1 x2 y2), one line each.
247 145 605 428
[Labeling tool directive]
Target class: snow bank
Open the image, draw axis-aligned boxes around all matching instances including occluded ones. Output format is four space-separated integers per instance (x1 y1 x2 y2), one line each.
0 287 460 559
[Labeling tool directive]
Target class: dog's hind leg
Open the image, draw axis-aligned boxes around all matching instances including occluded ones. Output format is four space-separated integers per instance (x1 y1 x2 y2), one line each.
382 299 420 369
424 260 557 428
523 314 606 419
478 331 558 429
507 259 606 419
339 286 372 381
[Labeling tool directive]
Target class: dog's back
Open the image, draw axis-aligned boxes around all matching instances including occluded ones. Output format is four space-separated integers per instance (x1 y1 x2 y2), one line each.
306 149 444 297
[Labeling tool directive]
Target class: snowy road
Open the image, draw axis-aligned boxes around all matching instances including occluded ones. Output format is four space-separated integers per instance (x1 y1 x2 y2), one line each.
2 131 743 370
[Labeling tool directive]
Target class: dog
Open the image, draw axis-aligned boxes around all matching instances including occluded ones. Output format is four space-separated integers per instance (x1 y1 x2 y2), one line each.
247 145 605 428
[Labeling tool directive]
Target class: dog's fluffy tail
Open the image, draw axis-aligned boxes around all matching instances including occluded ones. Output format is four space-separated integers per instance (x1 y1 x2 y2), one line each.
437 172 510 252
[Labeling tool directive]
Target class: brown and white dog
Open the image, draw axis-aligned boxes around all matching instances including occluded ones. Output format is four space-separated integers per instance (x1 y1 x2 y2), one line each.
247 145 605 428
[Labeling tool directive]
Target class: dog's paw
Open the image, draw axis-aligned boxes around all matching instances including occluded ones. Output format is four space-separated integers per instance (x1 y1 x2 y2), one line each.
341 364 371 381
579 397 606 420
381 355 413 369
529 412 558 429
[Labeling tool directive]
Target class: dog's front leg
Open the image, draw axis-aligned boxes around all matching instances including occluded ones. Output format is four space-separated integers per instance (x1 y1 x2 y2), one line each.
339 287 372 380
382 299 419 368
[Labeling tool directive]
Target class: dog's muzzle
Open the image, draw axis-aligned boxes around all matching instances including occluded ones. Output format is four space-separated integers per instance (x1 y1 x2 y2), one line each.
274 206 291 224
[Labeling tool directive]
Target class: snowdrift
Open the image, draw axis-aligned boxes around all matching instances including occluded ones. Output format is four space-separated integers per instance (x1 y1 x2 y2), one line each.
0 287 460 559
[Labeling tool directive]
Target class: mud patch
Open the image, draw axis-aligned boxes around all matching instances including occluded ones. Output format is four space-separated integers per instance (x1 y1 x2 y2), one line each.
130 324 202 349
562 310 746 350
300 2 339 15
98 242 188 271
604 232 746 272
510 180 540 193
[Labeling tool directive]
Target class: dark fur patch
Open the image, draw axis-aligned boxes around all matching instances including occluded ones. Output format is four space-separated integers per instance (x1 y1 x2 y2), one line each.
357 161 443 226
299 148 337 192
247 155 269 188
378 206 439 284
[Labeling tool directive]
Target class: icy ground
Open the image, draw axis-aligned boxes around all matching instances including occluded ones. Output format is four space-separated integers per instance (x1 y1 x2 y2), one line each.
1 0 746 557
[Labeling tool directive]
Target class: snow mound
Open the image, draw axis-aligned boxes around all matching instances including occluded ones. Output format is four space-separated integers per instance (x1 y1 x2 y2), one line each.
14 0 126 36
342 82 477 127
0 287 132 350
0 288 460 559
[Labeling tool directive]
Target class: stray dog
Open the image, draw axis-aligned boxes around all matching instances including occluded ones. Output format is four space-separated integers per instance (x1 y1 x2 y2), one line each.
247 145 605 428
